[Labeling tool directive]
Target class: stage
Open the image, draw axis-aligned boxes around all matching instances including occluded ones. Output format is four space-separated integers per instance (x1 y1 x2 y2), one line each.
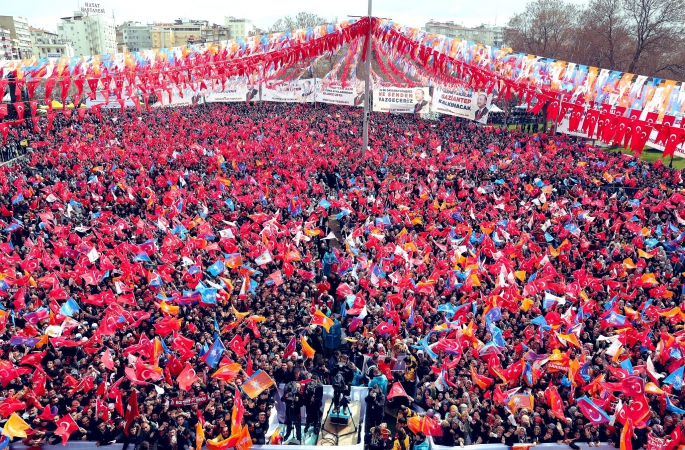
317 399 362 446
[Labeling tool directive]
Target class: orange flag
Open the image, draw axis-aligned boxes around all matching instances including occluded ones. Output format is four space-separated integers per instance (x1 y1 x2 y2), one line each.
311 310 334 332
301 335 316 358
242 370 274 399
470 366 494 389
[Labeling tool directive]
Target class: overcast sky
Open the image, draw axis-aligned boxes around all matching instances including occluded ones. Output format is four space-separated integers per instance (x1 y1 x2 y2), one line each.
7 0 536 34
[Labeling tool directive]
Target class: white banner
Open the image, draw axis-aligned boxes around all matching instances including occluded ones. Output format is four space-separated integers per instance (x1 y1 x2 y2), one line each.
153 86 204 107
262 79 318 103
430 87 493 123
316 80 363 107
85 92 138 109
373 86 431 114
206 85 257 103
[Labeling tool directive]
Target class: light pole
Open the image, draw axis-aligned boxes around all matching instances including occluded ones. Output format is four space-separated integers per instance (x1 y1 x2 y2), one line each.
361 0 372 157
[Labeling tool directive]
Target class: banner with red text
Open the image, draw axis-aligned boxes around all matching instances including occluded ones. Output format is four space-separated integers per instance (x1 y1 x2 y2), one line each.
430 88 493 124
373 86 431 114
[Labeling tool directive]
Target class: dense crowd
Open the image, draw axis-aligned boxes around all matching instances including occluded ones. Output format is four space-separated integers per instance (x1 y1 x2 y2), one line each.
0 101 684 450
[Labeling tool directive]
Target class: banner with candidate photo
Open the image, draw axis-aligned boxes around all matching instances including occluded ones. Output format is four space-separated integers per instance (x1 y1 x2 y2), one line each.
316 80 363 107
206 85 257 103
262 79 318 103
430 88 493 123
373 86 431 114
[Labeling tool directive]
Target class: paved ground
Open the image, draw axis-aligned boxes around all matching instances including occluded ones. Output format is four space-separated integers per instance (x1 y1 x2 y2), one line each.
327 214 344 250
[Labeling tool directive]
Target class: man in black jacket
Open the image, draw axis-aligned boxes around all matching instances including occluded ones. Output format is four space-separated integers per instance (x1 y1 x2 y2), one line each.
365 384 386 432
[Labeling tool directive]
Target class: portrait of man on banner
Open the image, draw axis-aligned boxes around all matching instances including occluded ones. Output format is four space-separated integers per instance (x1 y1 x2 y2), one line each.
473 92 491 123
354 81 365 107
246 84 258 102
413 88 430 114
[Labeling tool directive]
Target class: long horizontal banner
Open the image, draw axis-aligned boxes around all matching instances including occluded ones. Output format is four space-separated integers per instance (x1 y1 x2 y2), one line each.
373 86 431 114
430 88 493 123
262 80 317 103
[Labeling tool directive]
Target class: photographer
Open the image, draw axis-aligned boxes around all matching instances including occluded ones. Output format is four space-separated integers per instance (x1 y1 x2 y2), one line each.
303 375 324 434
365 384 386 432
330 354 357 389
282 380 304 444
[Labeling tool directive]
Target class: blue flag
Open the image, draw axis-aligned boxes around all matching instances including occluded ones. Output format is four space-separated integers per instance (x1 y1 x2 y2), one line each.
201 336 226 368
60 298 80 317
207 260 225 277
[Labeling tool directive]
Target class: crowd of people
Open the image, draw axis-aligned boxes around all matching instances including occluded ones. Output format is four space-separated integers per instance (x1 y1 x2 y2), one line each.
0 100 684 450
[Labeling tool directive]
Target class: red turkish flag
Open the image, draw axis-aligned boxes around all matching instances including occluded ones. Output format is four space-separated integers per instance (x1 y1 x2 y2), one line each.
123 392 139 436
13 102 25 121
102 348 115 370
228 334 248 357
387 382 408 399
54 414 80 444
662 128 685 159
177 363 198 391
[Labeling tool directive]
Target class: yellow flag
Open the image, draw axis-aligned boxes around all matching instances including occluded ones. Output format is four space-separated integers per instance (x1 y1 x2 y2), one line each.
514 271 526 282
638 249 653 259
520 298 534 312
2 413 30 438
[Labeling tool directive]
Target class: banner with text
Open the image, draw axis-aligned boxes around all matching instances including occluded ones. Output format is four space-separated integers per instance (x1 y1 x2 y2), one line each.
206 85 257 103
85 92 139 109
262 79 318 103
373 86 431 114
316 80 363 107
430 88 493 123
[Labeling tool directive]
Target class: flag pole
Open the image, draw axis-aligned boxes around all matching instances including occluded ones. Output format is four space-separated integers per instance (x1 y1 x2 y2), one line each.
361 0 372 157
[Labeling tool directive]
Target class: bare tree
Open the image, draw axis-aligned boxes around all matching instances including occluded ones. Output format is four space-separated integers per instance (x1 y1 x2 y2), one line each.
506 0 685 79
269 12 330 32
622 0 685 76
578 0 630 69
505 0 581 60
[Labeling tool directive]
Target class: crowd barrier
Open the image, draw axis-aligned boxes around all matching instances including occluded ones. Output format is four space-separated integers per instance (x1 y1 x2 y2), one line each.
432 444 615 450
10 440 615 450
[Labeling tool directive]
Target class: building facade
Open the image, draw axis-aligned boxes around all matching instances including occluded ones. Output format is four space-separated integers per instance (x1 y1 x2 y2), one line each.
0 16 33 59
0 27 15 60
57 11 116 56
30 27 75 59
224 17 254 39
119 21 152 52
424 21 505 47
200 24 230 45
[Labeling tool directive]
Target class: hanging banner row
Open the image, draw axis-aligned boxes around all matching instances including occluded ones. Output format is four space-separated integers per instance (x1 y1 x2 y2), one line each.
122 79 493 123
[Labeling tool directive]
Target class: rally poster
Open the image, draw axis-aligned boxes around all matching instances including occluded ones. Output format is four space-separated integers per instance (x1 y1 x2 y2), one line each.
262 79 318 103
315 80 362 107
430 87 493 123
205 84 257 103
373 86 431 114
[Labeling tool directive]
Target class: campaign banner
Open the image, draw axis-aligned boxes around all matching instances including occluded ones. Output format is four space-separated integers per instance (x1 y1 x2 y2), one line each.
373 86 431 114
316 80 363 106
169 394 210 407
262 79 318 103
152 86 204 107
85 92 139 109
206 85 257 103
430 87 493 123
